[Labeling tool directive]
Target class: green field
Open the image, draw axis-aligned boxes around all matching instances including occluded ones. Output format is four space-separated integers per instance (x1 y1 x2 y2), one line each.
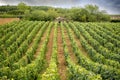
0 21 120 80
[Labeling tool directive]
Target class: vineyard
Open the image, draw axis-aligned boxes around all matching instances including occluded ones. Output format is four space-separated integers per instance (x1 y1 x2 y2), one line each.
0 21 120 80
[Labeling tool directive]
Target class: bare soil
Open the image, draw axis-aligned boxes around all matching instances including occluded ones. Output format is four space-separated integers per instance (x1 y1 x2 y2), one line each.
45 27 54 65
63 28 78 64
71 30 90 59
0 18 19 25
34 27 49 58
35 26 54 78
57 26 67 80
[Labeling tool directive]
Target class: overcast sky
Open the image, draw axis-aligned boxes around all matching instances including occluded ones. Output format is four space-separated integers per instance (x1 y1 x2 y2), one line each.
0 0 120 14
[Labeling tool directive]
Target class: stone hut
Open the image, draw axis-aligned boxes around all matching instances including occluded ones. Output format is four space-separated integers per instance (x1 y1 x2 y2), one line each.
55 17 67 23
111 15 120 20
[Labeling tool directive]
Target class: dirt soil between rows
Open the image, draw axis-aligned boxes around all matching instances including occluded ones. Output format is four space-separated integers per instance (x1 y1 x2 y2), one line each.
57 26 67 80
45 27 54 65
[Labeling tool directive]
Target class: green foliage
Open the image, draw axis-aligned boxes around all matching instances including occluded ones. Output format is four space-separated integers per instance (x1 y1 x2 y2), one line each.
26 9 60 21
17 2 30 11
0 21 120 80
61 22 102 80
0 5 17 13
24 10 31 20
8 10 24 15
40 23 60 80
47 9 59 21
85 5 99 14
68 5 110 22
0 3 111 22
29 10 48 21
68 22 120 80
70 8 88 21
0 14 17 18
31 6 53 11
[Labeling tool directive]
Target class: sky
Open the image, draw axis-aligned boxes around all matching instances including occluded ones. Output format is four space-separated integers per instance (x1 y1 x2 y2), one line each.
0 0 120 14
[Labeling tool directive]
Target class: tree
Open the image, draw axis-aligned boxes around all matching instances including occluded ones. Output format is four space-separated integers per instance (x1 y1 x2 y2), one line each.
85 5 99 14
88 15 97 22
24 10 31 20
85 5 110 22
29 10 48 21
47 9 59 21
70 8 81 21
17 2 30 11
69 8 88 22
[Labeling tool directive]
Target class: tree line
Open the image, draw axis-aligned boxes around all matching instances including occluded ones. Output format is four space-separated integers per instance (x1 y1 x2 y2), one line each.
0 2 110 22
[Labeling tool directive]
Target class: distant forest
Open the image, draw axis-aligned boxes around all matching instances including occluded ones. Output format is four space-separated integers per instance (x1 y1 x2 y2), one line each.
0 2 112 22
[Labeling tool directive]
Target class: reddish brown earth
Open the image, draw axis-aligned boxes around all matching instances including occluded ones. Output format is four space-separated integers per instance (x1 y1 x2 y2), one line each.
57 26 67 80
0 18 19 25
45 27 54 65
63 28 78 64
70 29 90 59
34 26 50 58
36 27 54 76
